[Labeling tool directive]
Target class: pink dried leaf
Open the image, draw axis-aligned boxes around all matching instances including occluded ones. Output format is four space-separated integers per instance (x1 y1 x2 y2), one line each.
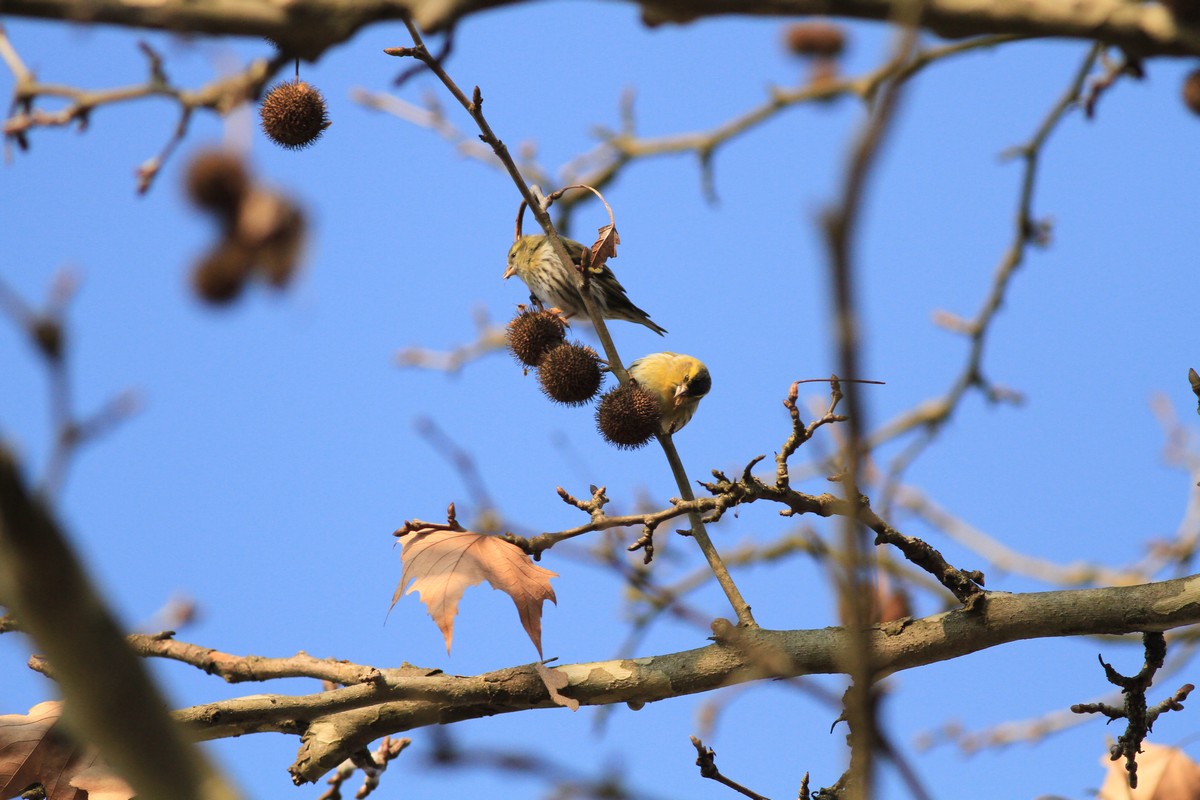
393 528 557 656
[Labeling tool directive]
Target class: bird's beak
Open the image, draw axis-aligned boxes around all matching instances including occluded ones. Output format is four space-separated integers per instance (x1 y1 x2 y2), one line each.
673 383 688 407
502 263 516 280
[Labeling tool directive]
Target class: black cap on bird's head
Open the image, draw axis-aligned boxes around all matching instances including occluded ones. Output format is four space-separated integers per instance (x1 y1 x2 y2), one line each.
673 364 712 405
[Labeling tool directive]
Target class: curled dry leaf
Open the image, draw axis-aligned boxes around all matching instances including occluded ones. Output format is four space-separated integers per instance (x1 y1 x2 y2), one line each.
1099 742 1200 799
0 701 134 800
393 526 558 656
588 223 619 273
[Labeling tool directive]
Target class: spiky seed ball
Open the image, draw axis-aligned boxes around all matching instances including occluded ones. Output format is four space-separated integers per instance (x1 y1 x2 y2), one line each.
184 149 249 219
537 342 603 406
260 81 330 150
596 382 661 449
783 22 846 59
191 240 256 305
1184 69 1200 116
507 309 567 367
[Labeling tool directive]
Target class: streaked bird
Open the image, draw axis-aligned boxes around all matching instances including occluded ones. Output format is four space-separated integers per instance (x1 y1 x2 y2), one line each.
504 234 667 336
627 352 711 434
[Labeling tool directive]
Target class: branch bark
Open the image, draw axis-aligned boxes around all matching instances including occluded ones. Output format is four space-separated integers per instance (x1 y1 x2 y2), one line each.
144 574 1200 783
3 0 1200 59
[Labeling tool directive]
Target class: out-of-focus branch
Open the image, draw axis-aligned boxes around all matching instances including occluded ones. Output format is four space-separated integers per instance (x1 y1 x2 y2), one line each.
354 89 554 190
553 35 1025 219
420 728 672 800
822 14 920 793
0 448 239 800
2 0 1199 58
394 307 508 373
0 273 140 496
897 485 1150 587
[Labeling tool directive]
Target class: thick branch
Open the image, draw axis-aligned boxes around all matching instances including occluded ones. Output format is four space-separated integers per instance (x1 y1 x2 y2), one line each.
152 575 1200 783
4 0 1200 59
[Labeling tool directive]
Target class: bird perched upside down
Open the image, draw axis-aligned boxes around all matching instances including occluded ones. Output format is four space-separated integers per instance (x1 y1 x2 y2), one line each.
504 234 667 336
627 352 711 434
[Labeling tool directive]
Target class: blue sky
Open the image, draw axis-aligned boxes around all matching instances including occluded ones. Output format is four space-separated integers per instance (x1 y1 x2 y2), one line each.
3 5 1200 798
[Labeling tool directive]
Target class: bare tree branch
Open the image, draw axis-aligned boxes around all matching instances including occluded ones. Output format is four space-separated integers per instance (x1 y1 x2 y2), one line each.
2 0 1200 59
152 574 1200 783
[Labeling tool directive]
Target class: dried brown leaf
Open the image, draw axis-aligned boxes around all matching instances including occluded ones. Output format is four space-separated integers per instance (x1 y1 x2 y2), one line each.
1098 742 1200 799
69 764 136 800
393 527 557 656
588 224 619 273
0 701 132 800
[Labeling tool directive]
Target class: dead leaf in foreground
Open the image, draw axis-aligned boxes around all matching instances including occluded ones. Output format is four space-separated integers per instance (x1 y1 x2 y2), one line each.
0 701 133 800
1098 742 1200 799
394 517 557 656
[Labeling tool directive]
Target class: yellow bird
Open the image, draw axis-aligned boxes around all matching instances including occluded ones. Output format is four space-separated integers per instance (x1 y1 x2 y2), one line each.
504 234 667 336
627 352 711 434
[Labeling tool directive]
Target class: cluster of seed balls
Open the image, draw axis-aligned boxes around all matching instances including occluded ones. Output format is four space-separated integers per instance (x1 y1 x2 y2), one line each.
506 309 663 449
184 150 306 305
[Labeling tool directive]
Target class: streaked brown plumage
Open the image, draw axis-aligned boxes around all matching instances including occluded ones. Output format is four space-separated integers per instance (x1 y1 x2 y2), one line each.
504 235 666 336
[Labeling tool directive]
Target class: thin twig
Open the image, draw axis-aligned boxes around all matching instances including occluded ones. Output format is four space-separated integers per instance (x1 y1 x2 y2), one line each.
871 44 1103 512
689 736 770 800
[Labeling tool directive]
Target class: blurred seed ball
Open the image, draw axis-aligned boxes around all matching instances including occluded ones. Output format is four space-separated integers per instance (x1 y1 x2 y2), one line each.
257 202 307 288
1184 69 1200 116
537 342 603 406
259 80 331 150
234 188 307 288
783 21 846 59
184 149 249 219
507 309 567 367
191 240 256 305
596 382 661 450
